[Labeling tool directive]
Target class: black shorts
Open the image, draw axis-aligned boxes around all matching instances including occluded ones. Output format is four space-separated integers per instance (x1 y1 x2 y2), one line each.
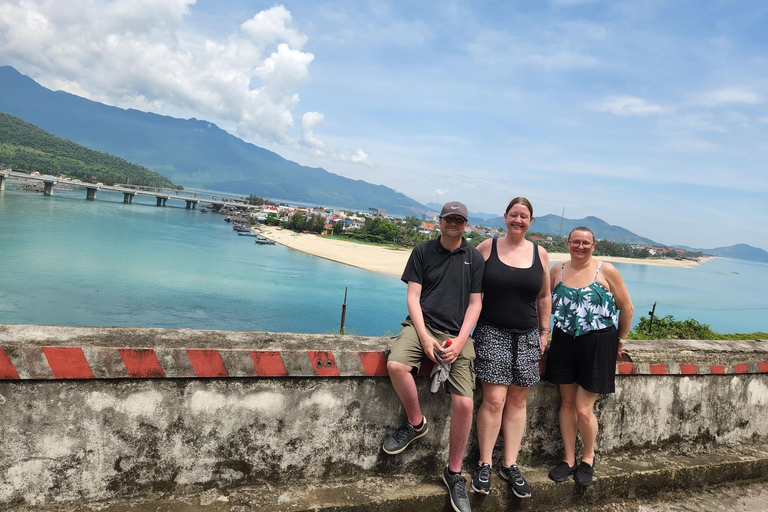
545 325 619 394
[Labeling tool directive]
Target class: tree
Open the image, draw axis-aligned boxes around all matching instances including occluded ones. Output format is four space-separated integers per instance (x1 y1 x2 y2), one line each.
246 194 266 205
404 215 422 229
286 212 308 231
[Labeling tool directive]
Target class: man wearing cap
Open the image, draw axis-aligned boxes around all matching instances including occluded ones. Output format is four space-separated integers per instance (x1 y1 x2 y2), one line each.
382 201 484 512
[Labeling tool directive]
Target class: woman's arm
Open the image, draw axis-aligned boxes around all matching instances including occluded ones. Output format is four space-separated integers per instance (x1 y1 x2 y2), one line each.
602 263 634 359
536 245 552 354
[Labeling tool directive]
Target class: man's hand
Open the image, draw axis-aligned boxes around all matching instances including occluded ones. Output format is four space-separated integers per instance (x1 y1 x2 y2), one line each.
421 336 442 364
439 339 462 364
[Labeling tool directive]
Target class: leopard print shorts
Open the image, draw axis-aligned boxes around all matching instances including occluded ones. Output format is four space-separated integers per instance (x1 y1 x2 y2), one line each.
474 321 541 387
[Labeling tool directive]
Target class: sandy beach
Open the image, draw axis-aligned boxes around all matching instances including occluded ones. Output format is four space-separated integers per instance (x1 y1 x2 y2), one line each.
257 226 712 276
258 226 411 276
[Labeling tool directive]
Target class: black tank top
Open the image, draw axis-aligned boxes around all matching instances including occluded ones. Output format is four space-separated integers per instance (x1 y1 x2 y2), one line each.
479 238 542 331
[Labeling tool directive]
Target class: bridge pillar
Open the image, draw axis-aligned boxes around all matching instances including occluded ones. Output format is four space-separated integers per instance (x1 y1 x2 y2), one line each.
156 197 163 207
123 192 134 204
162 197 168 206
185 200 192 209
43 181 55 196
185 200 198 209
86 187 97 200
0 175 5 191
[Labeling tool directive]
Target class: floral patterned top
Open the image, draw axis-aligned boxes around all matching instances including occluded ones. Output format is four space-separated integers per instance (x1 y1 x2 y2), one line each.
552 262 617 337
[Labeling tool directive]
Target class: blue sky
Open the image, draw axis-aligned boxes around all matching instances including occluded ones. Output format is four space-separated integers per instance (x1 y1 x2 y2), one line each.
1 0 766 249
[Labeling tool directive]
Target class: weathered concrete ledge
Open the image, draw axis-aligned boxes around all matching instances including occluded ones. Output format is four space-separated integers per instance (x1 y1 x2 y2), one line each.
5 445 768 511
0 325 767 510
1 324 766 379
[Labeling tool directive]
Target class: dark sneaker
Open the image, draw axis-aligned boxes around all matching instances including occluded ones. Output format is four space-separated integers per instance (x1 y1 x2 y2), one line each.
574 460 594 487
382 417 428 455
548 461 577 482
471 462 491 494
498 464 531 499
442 467 471 512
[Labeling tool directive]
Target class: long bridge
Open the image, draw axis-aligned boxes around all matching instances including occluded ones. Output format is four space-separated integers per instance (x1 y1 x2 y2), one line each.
0 168 256 210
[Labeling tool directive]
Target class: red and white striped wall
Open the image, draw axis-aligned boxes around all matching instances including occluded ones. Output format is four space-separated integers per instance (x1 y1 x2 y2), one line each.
1 345 766 380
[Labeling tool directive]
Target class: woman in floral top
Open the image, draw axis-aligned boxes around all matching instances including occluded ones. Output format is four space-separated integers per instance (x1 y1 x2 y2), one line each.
545 227 634 487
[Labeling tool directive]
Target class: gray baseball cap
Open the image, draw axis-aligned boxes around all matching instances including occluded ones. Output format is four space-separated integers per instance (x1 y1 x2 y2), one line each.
440 201 468 221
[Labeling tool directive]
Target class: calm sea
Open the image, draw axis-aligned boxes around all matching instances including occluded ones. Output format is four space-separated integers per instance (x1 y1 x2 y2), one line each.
1 185 766 335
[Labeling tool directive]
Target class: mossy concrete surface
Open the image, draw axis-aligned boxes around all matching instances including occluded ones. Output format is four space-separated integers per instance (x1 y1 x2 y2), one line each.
2 445 766 512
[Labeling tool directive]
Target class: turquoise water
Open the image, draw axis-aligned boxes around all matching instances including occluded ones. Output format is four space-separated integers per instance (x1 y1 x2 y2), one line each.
1 186 766 334
0 187 406 335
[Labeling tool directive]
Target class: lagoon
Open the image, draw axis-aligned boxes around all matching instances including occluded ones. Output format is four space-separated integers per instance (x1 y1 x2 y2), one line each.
1 186 766 335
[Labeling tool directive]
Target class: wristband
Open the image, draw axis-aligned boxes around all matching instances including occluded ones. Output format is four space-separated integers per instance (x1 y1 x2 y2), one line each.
618 338 627 344
539 327 551 332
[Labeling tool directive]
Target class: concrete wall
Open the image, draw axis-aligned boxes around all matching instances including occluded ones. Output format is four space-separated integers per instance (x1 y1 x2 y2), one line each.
0 325 767 508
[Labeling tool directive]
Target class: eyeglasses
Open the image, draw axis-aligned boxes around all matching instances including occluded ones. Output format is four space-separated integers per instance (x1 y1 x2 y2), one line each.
568 241 594 248
441 216 466 224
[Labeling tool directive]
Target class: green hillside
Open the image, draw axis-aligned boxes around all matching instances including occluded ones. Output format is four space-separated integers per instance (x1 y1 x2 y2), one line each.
0 110 175 188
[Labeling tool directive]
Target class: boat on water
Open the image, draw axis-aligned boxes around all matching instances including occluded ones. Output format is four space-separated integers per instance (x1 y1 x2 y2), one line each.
254 237 276 245
237 231 261 237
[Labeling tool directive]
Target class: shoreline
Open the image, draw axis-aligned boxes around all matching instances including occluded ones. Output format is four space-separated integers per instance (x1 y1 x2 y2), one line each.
256 226 713 275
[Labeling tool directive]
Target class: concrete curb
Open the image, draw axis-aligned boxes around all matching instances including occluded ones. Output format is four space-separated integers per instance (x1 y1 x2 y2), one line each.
2 345 767 380
2 324 767 380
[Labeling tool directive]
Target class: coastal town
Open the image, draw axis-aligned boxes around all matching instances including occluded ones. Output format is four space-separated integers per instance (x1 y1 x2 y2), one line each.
210 197 709 276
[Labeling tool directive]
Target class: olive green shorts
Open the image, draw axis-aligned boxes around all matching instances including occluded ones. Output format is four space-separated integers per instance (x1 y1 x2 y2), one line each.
386 320 476 398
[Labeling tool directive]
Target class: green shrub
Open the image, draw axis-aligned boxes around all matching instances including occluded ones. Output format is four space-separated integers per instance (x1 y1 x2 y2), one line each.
629 314 767 340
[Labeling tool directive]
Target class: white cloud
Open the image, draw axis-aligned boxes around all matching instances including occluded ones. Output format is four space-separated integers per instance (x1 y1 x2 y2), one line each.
241 5 308 50
760 116 768 123
300 112 326 153
697 88 762 107
432 188 449 196
333 149 374 167
0 1 318 148
590 96 666 116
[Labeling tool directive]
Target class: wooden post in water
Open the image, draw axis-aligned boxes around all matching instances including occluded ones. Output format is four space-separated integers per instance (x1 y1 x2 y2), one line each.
647 302 657 334
339 287 348 335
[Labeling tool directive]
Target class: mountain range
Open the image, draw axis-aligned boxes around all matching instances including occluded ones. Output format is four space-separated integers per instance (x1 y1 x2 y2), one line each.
0 66 425 216
1 65 765 262
485 214 659 246
673 244 768 263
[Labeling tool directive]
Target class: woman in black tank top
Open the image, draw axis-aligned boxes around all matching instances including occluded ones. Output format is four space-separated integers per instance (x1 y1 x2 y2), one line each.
469 197 552 498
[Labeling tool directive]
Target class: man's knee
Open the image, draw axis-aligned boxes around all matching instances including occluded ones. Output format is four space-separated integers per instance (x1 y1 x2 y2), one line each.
451 394 474 417
387 360 413 378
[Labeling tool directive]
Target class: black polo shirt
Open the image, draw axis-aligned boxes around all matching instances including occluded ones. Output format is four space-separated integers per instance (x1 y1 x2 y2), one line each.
401 237 484 336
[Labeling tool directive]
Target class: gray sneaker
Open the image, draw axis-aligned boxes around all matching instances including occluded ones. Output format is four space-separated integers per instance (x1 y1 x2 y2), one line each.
471 462 491 494
499 464 531 498
442 467 471 512
382 417 428 455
